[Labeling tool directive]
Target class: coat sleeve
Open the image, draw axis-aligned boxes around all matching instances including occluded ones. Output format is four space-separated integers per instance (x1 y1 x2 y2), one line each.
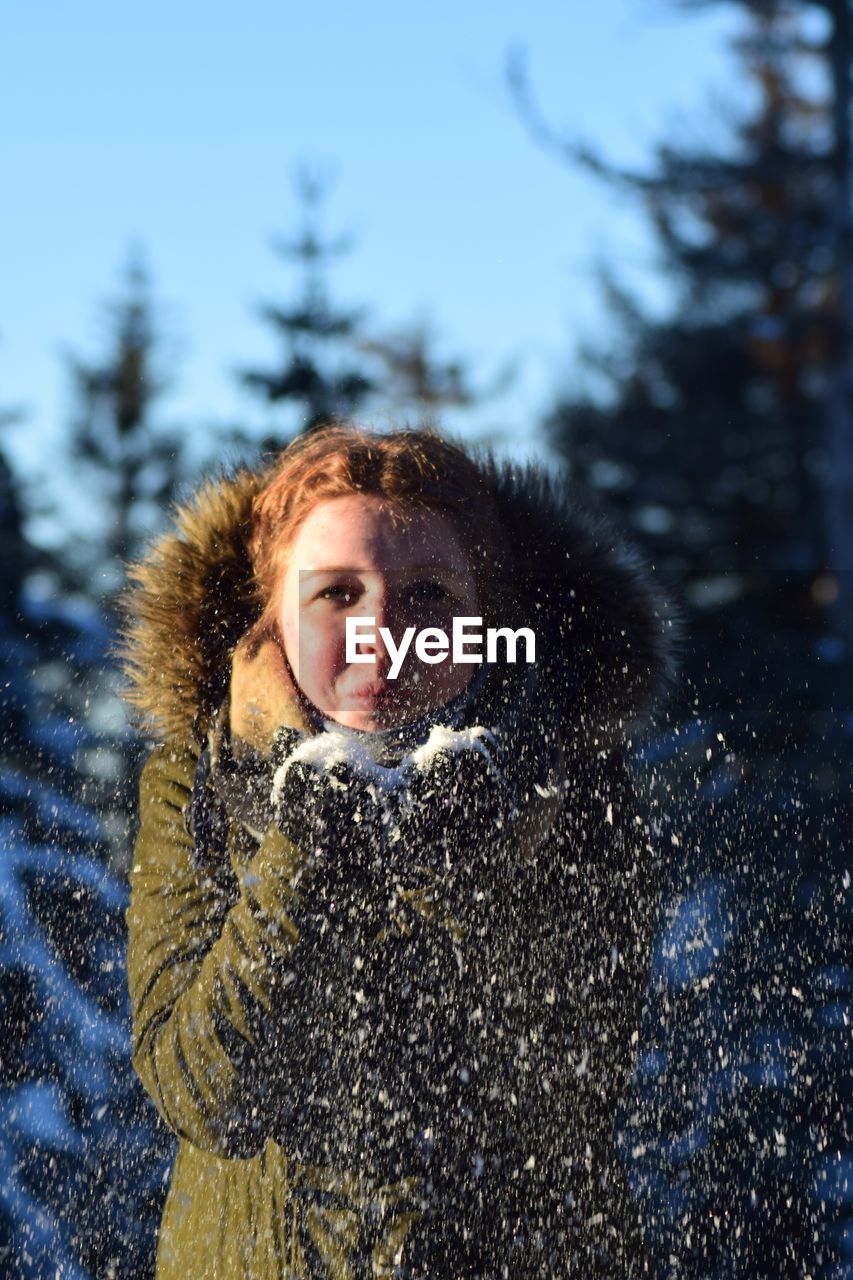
126 742 321 1159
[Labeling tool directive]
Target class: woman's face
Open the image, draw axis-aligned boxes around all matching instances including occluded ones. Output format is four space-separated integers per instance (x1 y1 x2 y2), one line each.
279 494 479 731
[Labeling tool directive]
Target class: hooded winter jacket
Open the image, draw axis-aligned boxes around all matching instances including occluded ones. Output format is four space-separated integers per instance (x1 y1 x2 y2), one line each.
120 454 680 1279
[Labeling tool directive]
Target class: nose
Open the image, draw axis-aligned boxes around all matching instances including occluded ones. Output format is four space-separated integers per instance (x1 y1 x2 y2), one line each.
358 580 399 672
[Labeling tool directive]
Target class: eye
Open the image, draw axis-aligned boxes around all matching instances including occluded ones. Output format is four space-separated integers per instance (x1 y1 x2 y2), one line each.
318 584 358 605
405 579 453 606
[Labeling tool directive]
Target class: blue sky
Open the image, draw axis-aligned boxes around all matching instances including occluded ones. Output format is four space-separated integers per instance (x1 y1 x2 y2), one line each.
2 0 742 481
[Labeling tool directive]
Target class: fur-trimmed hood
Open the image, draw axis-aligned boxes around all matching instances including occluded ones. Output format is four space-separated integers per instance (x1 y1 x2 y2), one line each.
118 454 682 751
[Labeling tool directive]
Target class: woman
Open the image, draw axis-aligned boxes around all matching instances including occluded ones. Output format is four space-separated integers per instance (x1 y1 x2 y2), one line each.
121 423 680 1278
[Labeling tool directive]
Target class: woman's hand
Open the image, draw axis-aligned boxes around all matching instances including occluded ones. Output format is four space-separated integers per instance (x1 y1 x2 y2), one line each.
264 749 451 1175
393 723 564 905
270 753 393 936
400 734 507 861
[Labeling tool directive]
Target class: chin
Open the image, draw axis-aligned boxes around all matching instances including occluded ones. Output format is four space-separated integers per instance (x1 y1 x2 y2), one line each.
345 705 424 733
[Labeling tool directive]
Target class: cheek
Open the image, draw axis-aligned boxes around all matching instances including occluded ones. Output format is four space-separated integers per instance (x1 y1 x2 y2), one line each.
436 661 474 692
402 652 460 695
292 615 350 683
280 608 301 672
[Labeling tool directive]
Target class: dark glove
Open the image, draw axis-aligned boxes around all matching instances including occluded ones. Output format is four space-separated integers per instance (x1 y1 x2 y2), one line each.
386 724 567 1240
208 714 394 931
390 731 521 931
269 747 400 937
395 707 566 905
247 743 422 1173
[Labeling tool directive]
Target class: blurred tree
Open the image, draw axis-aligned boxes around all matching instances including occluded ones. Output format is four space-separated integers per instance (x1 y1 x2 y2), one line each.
622 707 852 1280
239 166 494 440
355 319 484 414
59 249 190 839
678 0 853 663
513 1 852 730
0 436 172 1277
514 5 853 1276
0 429 39 772
64 248 185 606
0 374 108 821
240 166 375 436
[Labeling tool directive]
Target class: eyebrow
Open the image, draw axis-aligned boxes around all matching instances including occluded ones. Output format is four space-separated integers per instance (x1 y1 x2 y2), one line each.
300 565 467 580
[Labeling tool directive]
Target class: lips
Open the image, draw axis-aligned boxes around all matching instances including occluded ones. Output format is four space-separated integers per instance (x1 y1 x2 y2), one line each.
353 682 410 700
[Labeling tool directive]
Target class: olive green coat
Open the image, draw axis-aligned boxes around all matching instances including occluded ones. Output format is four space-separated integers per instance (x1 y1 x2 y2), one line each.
121 459 680 1278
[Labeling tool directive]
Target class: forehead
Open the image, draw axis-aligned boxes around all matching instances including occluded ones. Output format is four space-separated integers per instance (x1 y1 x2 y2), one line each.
289 494 471 571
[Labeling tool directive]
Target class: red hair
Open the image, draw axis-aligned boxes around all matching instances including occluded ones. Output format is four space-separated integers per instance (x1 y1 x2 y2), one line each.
246 422 513 651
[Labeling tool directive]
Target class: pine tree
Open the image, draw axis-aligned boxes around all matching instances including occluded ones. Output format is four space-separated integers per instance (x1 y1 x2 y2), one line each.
65 249 185 604
0 439 172 1277
240 166 487 439
240 167 374 437
518 2 850 728
59 250 187 852
515 6 853 1273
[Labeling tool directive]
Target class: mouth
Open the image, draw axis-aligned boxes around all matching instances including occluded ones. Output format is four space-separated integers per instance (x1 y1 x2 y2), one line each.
352 683 411 702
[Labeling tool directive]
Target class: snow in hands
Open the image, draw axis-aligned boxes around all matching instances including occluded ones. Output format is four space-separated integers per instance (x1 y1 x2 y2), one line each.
270 722 501 809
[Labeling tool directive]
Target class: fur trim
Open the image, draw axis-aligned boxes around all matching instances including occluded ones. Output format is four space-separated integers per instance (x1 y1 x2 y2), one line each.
229 634 310 752
118 455 683 749
482 457 683 749
118 469 265 744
